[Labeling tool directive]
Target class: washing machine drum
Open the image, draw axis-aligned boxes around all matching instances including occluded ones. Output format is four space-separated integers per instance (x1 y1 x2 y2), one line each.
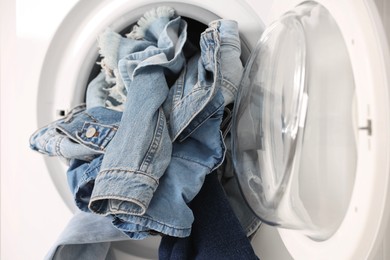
232 2 357 241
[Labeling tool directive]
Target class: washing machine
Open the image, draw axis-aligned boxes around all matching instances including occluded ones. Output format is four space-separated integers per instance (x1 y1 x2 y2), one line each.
2 0 390 259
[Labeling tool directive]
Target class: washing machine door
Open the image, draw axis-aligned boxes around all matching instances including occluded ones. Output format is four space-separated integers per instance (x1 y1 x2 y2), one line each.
232 1 390 259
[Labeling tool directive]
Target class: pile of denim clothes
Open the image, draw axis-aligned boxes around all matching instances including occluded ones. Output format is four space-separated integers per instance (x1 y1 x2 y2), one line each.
30 6 261 259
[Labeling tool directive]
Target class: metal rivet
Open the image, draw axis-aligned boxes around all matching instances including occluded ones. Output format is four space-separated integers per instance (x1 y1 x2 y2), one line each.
85 127 97 138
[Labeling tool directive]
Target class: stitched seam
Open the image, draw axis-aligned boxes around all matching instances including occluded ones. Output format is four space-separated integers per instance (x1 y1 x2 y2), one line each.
140 108 166 172
98 169 159 185
89 197 146 215
121 214 191 230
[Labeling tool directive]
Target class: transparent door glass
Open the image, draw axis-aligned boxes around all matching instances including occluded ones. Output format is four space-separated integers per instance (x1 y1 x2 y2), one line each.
232 2 357 240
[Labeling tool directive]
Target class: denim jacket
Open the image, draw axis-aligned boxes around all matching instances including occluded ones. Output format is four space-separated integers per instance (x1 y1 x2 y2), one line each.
88 11 187 217
89 14 243 220
113 98 225 238
63 19 244 239
90 19 243 238
30 6 244 239
163 19 243 142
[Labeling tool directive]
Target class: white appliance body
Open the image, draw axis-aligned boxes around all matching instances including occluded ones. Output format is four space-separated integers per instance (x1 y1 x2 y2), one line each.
1 0 389 259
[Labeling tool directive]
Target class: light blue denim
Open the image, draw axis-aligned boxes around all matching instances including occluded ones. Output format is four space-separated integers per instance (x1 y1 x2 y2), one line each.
104 19 243 238
89 17 243 221
65 105 224 239
64 105 226 239
164 19 244 141
31 5 245 242
62 17 244 239
88 12 189 217
65 102 225 238
97 6 177 106
113 99 225 238
195 20 259 237
29 105 121 162
89 7 200 112
86 72 111 109
85 71 126 111
45 211 129 260
67 155 104 212
209 19 244 107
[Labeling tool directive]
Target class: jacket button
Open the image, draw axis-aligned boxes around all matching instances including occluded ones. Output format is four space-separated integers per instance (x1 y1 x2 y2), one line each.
85 127 97 138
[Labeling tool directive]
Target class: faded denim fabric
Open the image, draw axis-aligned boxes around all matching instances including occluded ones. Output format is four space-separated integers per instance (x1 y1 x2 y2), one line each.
209 19 244 106
67 155 104 212
89 18 244 233
62 18 244 239
113 100 225 238
107 20 243 238
85 72 111 110
29 106 121 162
31 6 247 248
97 6 177 106
85 71 125 111
45 211 129 260
165 20 244 141
89 12 188 217
65 99 225 239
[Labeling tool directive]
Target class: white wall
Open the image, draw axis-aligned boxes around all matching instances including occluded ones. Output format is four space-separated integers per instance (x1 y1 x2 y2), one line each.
1 1 77 259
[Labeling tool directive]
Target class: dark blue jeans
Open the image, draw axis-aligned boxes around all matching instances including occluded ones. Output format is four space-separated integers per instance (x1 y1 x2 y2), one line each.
159 172 259 260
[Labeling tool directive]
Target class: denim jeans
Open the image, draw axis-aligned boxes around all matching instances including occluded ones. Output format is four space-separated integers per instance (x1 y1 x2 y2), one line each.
158 172 259 260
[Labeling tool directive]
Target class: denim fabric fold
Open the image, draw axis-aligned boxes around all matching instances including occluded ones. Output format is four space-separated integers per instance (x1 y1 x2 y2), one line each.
158 172 259 260
45 211 129 260
89 12 187 217
31 7 251 256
